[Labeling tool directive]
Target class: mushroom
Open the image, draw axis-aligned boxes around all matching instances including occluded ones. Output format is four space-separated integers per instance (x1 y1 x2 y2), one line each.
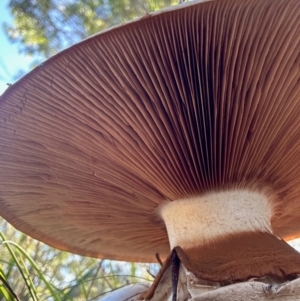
1 0 300 299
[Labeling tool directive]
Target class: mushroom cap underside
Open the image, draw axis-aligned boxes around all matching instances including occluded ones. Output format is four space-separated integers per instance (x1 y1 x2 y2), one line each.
1 0 300 262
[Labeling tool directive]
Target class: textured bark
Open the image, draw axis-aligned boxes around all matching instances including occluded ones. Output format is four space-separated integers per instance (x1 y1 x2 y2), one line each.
98 277 300 300
140 264 300 301
192 279 300 301
147 278 300 301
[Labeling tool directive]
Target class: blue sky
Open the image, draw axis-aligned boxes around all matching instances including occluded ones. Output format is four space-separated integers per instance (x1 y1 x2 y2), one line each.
0 0 34 95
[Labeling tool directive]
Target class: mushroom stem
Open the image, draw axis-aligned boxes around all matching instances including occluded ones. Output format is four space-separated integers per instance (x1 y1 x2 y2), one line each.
159 190 300 282
160 190 272 250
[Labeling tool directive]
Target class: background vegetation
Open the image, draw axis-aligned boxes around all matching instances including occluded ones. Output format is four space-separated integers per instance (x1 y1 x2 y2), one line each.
4 0 176 61
0 220 158 300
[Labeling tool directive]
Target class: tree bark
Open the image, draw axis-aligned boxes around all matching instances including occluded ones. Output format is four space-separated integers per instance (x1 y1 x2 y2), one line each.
140 265 300 301
192 279 300 301
99 262 300 301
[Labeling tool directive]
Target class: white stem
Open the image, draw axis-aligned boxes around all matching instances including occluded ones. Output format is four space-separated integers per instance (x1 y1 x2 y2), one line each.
159 190 273 249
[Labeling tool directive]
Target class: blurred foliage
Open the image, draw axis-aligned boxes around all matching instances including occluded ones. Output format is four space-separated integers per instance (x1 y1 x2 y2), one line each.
0 219 158 300
4 0 177 58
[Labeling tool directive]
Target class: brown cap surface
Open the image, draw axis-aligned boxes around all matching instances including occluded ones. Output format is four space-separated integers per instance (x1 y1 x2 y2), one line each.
1 0 300 262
